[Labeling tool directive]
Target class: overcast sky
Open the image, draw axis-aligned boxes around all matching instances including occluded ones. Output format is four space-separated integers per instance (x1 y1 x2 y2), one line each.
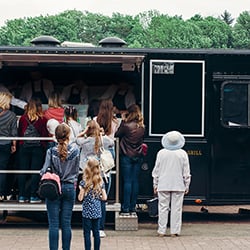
0 0 249 27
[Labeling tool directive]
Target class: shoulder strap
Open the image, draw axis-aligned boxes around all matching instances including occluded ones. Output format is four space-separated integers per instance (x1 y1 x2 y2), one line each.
100 135 104 148
0 109 6 116
25 116 38 126
68 121 76 138
50 148 56 173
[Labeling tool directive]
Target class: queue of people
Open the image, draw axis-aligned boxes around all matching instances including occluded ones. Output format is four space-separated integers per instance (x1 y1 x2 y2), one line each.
0 80 191 249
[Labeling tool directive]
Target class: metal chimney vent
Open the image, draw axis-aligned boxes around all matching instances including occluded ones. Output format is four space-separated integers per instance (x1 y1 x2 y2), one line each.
99 37 127 48
31 35 61 46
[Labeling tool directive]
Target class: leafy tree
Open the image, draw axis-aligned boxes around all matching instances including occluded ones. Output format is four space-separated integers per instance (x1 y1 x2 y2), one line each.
0 9 249 49
220 10 234 25
232 11 250 48
189 16 233 48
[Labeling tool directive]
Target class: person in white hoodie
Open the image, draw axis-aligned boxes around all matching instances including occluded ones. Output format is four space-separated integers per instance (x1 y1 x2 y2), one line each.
152 131 191 237
64 106 82 144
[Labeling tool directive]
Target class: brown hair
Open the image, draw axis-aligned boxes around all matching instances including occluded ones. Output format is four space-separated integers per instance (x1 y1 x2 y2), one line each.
64 105 78 123
86 119 101 154
55 123 70 161
125 104 145 128
83 158 103 197
33 97 43 118
25 99 40 121
96 99 114 136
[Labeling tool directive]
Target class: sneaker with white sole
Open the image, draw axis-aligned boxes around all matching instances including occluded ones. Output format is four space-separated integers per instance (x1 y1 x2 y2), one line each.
18 196 29 203
99 230 106 238
30 197 42 203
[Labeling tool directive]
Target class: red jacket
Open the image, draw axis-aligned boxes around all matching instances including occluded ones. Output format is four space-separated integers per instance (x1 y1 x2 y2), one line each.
44 107 64 123
18 114 48 147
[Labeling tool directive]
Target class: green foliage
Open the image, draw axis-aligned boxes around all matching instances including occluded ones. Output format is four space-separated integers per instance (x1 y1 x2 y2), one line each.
232 11 250 48
188 16 233 48
0 9 249 49
220 10 234 25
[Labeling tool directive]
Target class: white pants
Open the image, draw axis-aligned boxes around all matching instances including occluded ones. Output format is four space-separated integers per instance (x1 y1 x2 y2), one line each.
157 191 184 235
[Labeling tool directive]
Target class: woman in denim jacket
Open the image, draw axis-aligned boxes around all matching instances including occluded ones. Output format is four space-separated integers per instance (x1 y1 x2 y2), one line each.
41 123 80 250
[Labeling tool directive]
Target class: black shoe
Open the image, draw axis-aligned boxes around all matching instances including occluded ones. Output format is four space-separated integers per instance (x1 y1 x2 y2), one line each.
130 211 137 216
120 211 130 216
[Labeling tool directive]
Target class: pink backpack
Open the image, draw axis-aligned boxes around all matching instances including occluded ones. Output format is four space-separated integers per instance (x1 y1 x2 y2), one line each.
38 172 61 200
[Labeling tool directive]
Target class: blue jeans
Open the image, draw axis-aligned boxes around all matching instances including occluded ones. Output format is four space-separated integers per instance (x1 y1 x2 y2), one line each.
120 155 143 213
83 217 100 250
18 145 44 197
0 144 11 196
46 183 76 250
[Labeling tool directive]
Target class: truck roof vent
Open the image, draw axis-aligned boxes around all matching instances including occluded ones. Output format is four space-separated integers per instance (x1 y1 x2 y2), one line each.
99 37 127 48
31 35 61 46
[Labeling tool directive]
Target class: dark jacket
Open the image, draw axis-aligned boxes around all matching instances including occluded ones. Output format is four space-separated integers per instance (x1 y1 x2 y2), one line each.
115 120 145 157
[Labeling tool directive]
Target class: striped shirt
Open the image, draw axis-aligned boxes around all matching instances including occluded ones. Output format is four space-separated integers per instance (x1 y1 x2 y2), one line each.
0 109 18 145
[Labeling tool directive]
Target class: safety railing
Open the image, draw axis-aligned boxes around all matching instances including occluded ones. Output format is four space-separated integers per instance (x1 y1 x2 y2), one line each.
0 136 121 212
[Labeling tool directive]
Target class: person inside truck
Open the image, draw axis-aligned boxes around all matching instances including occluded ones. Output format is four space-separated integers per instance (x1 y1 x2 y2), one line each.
20 71 54 104
100 81 136 118
61 79 88 105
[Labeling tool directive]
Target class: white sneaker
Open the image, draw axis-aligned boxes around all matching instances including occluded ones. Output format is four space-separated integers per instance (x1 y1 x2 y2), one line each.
99 230 106 238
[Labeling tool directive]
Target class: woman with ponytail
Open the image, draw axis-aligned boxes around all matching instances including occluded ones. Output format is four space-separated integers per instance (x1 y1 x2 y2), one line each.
40 123 80 250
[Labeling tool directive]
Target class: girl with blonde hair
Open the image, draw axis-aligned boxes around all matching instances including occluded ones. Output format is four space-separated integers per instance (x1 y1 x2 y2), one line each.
76 119 114 170
18 98 48 203
40 123 80 250
78 158 107 250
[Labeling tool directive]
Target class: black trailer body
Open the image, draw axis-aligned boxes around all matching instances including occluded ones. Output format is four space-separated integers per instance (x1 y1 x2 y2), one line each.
1 45 250 206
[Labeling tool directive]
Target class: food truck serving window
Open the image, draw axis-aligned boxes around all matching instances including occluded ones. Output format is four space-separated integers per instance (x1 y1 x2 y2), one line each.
221 81 250 127
149 60 205 137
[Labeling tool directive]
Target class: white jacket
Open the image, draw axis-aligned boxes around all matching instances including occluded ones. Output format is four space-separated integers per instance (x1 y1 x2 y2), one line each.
152 148 191 192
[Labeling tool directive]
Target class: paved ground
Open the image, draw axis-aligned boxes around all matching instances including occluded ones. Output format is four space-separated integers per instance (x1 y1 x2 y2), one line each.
2 205 250 249
1 216 250 249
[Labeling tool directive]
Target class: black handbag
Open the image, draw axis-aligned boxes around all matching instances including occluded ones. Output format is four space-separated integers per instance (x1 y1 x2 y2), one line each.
147 197 158 217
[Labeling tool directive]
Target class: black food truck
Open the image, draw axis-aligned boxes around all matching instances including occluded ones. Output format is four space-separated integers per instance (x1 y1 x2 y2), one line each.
1 36 250 214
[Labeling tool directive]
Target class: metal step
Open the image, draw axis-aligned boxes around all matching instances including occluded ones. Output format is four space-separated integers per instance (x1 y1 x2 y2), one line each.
0 201 121 212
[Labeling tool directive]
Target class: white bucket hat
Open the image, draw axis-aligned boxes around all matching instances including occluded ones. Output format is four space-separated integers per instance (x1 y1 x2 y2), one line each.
161 131 185 150
47 118 60 135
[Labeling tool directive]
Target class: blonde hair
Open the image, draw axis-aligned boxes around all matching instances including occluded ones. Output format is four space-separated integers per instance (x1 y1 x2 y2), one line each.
0 92 12 110
55 123 70 161
48 91 62 108
86 120 101 154
83 158 103 197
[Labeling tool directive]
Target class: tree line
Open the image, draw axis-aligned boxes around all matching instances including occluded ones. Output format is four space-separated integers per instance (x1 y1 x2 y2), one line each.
0 9 249 49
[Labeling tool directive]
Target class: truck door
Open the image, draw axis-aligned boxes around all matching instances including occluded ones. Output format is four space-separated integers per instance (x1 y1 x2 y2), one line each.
211 80 250 202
